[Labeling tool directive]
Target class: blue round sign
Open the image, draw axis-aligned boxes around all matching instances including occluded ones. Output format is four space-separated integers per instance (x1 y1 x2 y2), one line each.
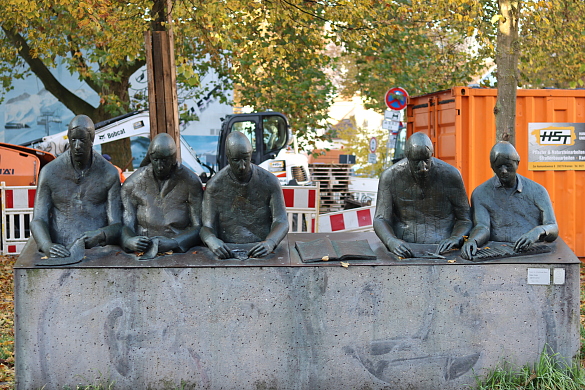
385 87 409 111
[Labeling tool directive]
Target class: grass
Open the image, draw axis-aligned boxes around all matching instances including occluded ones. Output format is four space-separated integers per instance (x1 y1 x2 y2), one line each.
581 323 585 362
61 383 115 390
472 348 585 389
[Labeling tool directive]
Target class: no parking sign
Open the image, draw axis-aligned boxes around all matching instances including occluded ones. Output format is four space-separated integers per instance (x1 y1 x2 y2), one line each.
385 87 409 111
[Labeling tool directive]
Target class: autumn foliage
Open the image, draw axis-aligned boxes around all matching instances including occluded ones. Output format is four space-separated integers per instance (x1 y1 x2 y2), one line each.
0 0 585 152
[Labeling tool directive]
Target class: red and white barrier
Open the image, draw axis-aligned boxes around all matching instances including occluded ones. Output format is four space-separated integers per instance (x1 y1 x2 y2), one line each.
282 186 320 233
317 206 375 233
282 187 318 209
1 184 36 255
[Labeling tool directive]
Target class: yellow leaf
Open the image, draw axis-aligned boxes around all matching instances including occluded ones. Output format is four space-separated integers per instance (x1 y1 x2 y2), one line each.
491 14 503 24
447 259 456 263
340 262 349 268
322 255 329 261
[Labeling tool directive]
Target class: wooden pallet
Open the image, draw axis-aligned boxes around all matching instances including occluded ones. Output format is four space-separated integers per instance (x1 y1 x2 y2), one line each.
309 164 352 213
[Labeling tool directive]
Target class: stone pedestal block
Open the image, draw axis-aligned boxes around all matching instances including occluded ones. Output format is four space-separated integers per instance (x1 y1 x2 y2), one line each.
15 233 580 390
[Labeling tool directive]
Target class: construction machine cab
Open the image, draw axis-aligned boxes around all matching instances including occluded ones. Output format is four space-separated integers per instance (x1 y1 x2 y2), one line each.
217 112 291 170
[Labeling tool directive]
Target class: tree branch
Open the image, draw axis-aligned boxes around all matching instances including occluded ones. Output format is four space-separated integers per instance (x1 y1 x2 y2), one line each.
120 59 147 81
1 25 97 117
67 34 101 94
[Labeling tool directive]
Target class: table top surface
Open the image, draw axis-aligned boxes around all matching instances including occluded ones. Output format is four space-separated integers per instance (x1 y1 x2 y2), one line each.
14 232 579 269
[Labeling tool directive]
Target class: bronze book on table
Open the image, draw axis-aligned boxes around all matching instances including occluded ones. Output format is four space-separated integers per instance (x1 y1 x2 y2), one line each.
295 237 376 263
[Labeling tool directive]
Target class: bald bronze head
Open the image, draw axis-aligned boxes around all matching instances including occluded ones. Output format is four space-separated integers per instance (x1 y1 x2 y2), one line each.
490 141 520 165
404 132 434 181
68 115 95 140
490 141 520 188
149 133 177 180
226 131 253 183
68 115 95 168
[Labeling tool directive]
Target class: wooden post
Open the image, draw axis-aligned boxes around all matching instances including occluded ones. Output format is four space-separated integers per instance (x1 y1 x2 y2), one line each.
144 0 180 159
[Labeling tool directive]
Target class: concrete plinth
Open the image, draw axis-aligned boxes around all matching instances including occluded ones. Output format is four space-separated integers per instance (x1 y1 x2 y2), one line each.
15 233 580 390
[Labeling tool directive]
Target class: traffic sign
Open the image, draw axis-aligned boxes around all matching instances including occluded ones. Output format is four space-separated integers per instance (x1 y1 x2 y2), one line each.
368 153 377 164
369 137 378 153
384 109 401 121
382 119 400 131
385 87 409 111
389 133 397 149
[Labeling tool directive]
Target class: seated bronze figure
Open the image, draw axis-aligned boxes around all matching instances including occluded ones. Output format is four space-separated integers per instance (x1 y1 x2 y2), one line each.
200 131 289 259
374 132 472 258
461 142 558 260
121 133 203 254
31 115 122 258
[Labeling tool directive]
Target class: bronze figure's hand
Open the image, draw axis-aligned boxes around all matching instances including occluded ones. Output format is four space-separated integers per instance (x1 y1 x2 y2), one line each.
388 239 414 259
460 240 478 260
125 236 152 252
207 237 233 259
514 228 543 252
48 243 71 258
437 236 461 254
248 240 275 258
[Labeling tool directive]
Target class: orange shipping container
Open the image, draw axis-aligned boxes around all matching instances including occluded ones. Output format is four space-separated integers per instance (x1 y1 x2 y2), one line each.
407 87 585 256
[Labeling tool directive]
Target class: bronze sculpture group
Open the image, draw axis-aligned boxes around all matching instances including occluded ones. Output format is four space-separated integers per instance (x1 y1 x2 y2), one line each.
31 116 558 261
31 115 289 260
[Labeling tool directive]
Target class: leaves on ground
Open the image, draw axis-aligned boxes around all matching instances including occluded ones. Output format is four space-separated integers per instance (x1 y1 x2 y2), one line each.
0 255 15 389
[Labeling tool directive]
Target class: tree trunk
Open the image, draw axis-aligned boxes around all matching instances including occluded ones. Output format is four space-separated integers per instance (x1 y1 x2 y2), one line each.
101 138 134 170
93 78 134 170
494 0 521 146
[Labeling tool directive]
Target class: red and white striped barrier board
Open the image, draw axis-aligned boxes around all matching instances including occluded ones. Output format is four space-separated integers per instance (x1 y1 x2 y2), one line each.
283 186 320 233
317 205 375 233
4 242 26 255
4 188 36 209
282 187 318 209
1 184 36 255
